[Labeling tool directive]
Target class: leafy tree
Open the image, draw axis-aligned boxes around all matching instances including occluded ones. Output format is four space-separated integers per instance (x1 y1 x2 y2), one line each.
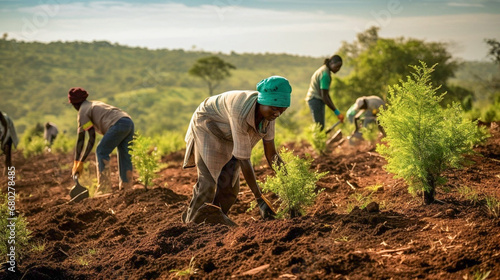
334 27 460 110
188 55 236 96
338 26 379 65
376 62 484 204
485 38 500 64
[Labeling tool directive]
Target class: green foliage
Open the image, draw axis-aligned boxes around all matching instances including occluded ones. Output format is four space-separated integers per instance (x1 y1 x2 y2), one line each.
456 186 479 203
251 143 265 167
247 200 257 212
51 133 74 154
366 184 383 192
251 137 287 168
21 135 45 158
151 131 185 157
188 55 236 96
359 122 381 143
110 87 204 137
0 192 31 261
464 269 491 280
377 62 485 203
19 123 45 158
85 179 99 199
170 256 198 277
0 39 318 138
485 196 499 218
31 240 46 253
485 38 500 64
261 148 327 218
346 191 374 213
2 38 497 146
75 248 99 266
305 123 327 154
483 108 496 123
130 133 160 187
334 27 460 111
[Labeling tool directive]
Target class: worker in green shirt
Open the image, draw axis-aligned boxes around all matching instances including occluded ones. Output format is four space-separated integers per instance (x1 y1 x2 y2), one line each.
305 54 344 130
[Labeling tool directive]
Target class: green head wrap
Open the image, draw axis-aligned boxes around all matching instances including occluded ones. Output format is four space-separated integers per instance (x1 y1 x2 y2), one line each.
257 76 292 108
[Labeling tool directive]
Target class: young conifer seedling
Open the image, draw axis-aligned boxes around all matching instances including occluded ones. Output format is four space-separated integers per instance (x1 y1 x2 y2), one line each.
262 148 327 218
130 133 160 189
376 62 485 204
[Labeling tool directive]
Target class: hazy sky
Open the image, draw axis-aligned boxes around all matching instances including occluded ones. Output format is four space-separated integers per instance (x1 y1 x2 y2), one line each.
1 0 499 61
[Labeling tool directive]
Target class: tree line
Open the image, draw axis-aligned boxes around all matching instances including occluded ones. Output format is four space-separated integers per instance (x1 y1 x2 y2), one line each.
1 28 498 138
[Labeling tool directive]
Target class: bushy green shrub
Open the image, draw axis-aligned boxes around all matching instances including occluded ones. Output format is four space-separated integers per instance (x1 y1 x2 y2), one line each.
51 133 74 154
377 62 485 204
261 148 327 218
152 131 185 157
483 105 499 123
21 136 45 158
0 192 31 262
305 123 327 154
130 133 160 188
360 122 382 143
250 144 265 167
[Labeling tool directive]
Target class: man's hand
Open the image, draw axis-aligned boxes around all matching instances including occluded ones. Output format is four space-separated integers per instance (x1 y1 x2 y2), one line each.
72 160 84 176
257 195 276 219
337 113 345 123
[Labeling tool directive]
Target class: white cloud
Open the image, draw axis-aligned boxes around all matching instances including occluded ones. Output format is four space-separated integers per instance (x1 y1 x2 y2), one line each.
2 2 499 60
447 2 485 8
378 13 500 60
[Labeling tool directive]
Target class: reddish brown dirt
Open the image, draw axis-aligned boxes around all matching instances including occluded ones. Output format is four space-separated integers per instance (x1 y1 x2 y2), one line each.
1 123 499 280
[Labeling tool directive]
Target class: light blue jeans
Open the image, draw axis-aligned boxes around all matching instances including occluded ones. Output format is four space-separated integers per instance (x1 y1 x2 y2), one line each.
96 117 134 183
308 98 326 130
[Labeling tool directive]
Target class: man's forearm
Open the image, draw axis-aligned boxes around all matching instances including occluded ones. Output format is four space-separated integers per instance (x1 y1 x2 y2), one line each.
74 132 85 161
80 129 96 162
321 90 337 112
239 159 262 199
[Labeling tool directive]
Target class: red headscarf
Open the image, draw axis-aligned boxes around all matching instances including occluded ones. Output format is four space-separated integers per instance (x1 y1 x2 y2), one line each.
68 87 89 104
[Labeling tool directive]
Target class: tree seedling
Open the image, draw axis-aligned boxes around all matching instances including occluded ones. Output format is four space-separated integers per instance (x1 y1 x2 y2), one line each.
261 148 327 218
377 62 485 204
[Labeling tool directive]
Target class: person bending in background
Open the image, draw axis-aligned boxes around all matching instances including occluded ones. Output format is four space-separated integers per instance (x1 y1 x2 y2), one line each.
182 76 292 225
346 95 386 136
44 122 59 148
0 111 19 175
305 54 344 130
68 87 135 195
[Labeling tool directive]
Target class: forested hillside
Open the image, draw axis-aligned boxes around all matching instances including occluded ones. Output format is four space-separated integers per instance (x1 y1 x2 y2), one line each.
0 39 321 136
1 38 498 138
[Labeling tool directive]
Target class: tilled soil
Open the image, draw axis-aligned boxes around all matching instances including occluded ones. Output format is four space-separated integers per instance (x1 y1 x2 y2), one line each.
1 123 499 280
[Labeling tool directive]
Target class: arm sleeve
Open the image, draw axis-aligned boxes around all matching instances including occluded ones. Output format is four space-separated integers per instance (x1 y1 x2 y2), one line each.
77 108 94 133
319 71 331 90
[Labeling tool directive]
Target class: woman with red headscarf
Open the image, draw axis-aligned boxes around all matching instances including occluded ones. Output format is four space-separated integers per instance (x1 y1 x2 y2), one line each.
68 87 134 195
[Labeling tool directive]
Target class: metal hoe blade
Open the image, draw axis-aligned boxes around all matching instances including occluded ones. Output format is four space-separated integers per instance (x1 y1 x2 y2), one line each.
69 174 89 203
